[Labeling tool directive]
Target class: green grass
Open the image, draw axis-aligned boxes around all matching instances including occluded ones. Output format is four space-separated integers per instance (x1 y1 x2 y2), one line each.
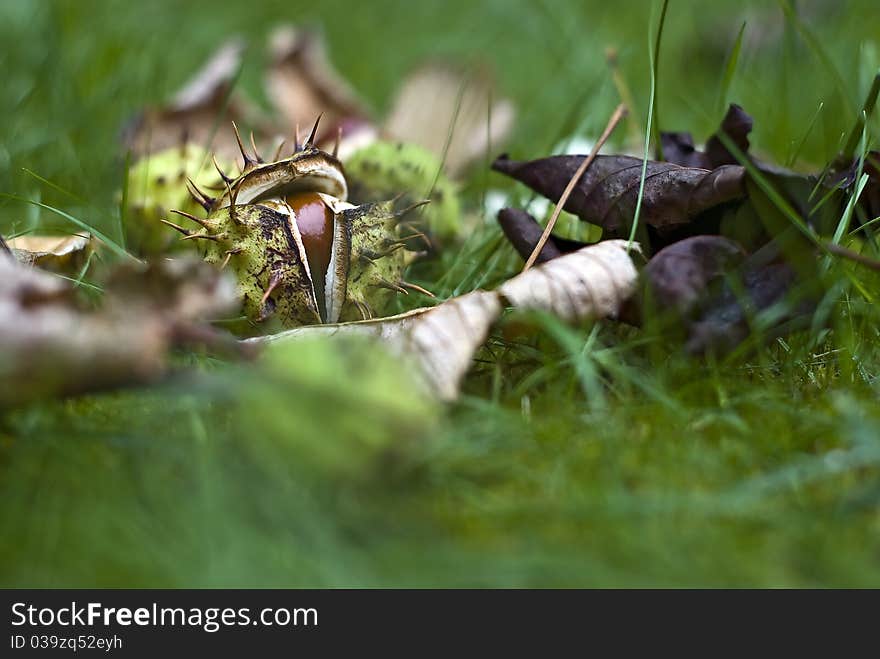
2 0 880 587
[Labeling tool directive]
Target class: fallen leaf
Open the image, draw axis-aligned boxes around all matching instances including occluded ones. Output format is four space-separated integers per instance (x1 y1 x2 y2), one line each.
386 63 515 178
247 240 639 399
497 207 564 264
684 260 816 355
492 153 746 237
498 239 640 323
121 39 268 162
0 254 240 407
661 104 753 169
7 233 94 274
266 25 372 148
642 235 746 315
250 290 502 401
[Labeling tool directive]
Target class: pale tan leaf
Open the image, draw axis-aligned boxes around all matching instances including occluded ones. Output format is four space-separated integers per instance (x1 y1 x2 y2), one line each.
266 26 371 146
0 255 241 407
250 290 501 401
122 39 268 162
8 233 93 274
383 63 515 178
498 239 641 323
250 241 639 400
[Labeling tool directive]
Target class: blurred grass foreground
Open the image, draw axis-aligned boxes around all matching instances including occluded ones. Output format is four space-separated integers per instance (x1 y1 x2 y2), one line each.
2 0 880 586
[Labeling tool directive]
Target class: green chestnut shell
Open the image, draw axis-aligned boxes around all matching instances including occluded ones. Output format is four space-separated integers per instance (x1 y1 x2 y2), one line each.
346 140 461 243
174 139 417 331
125 145 232 255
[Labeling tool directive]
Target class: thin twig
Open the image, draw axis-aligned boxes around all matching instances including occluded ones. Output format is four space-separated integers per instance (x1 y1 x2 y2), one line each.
825 242 880 272
522 103 628 272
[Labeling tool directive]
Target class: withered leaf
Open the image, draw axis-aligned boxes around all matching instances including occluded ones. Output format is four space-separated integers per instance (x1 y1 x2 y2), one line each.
248 240 640 400
497 207 563 264
497 207 594 264
0 255 240 407
386 63 515 178
661 104 753 169
497 239 640 323
8 233 94 274
266 26 372 148
642 235 746 316
250 290 502 401
492 153 746 237
122 39 269 162
684 261 816 355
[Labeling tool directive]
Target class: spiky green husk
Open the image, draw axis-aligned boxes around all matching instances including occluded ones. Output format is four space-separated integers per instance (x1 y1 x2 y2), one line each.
346 141 461 243
198 200 409 332
125 146 231 255
343 200 411 321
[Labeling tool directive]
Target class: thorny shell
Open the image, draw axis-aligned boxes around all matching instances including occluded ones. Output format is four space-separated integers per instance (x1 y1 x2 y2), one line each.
125 144 234 255
167 121 423 331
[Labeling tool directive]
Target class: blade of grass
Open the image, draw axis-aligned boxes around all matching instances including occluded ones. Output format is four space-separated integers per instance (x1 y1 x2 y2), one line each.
533 313 607 411
842 71 880 160
0 194 136 261
831 174 869 247
849 215 880 234
21 168 85 203
649 0 669 161
117 150 131 250
606 48 641 146
628 2 665 252
785 101 824 167
716 21 746 117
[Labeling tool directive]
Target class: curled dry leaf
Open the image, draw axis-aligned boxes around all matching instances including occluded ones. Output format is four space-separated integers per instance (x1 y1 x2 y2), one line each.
492 154 746 237
497 207 563 264
386 63 515 178
251 290 502 402
661 104 753 169
7 233 94 274
498 239 640 323
266 25 373 150
685 261 816 355
122 39 267 162
248 240 639 400
0 255 240 407
642 235 746 315
496 207 594 263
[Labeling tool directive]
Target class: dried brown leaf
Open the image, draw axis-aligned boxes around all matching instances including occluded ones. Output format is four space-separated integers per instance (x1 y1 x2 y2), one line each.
0 255 240 407
266 25 372 147
661 104 753 169
249 240 639 399
8 233 94 274
386 63 515 178
642 235 746 315
122 39 268 161
497 208 563 264
685 261 815 355
492 154 745 237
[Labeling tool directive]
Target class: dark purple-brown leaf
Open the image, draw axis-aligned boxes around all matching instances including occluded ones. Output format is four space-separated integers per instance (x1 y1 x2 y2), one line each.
492 154 746 237
684 261 816 355
643 235 746 315
661 104 753 169
497 207 573 264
